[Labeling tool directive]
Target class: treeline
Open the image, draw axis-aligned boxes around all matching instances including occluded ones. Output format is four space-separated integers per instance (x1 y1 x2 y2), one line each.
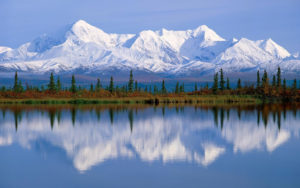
2 104 298 131
207 67 300 100
0 67 299 101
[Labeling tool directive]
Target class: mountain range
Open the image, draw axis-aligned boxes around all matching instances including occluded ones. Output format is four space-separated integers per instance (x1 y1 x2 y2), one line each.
0 20 299 80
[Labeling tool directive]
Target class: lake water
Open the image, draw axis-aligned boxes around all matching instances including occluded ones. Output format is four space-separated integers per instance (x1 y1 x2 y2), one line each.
0 104 299 188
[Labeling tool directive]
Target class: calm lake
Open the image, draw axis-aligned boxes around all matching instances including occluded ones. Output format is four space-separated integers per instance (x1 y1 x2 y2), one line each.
0 104 299 188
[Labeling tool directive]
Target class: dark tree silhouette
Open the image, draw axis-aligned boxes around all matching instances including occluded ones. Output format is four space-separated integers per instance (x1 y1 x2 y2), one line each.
128 70 134 92
70 74 77 93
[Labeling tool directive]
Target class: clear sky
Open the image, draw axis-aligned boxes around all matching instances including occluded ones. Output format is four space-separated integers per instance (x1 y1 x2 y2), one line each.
0 0 299 53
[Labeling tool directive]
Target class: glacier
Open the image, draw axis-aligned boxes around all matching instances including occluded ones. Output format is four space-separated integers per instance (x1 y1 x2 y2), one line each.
0 20 299 79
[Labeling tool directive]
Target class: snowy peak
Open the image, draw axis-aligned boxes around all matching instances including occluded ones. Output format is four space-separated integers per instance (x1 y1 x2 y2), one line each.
0 20 298 76
68 20 113 47
192 25 225 42
217 37 275 67
0 46 12 53
71 19 92 30
257 38 291 59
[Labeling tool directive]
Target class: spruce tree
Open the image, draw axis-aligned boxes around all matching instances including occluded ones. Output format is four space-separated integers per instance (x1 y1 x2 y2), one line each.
154 85 158 94
109 76 114 93
161 80 167 94
283 78 287 93
1 86 6 92
292 79 297 95
277 67 281 88
175 82 179 94
194 83 198 92
226 77 230 90
70 74 77 93
48 72 56 92
262 70 268 88
220 69 225 91
179 83 185 93
212 72 219 94
237 78 242 89
272 75 276 87
57 77 61 92
128 70 134 92
18 80 23 92
13 72 21 93
96 78 101 91
90 84 94 92
134 80 138 92
256 70 260 88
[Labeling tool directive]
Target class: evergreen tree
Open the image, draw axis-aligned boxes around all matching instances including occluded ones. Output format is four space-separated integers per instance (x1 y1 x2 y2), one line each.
18 80 23 92
1 86 6 92
70 74 77 93
262 70 268 88
161 80 167 94
90 84 94 92
109 76 114 93
277 67 281 88
57 77 61 92
48 72 56 92
292 79 297 95
237 78 242 89
96 78 101 91
175 82 179 94
226 77 230 90
134 80 138 92
149 85 152 94
179 83 185 93
220 69 225 91
212 72 219 94
13 72 22 93
194 83 198 92
153 85 158 94
128 70 134 92
144 86 148 92
205 83 209 89
256 70 261 88
283 78 287 93
272 75 276 87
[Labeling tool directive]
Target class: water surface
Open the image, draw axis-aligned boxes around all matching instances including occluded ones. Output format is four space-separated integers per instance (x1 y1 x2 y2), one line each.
0 104 299 188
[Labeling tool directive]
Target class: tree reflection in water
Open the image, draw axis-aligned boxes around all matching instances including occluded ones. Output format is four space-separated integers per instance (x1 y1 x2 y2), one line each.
0 104 299 172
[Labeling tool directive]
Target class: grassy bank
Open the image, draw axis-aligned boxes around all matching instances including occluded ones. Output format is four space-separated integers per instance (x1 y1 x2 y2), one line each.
0 95 263 105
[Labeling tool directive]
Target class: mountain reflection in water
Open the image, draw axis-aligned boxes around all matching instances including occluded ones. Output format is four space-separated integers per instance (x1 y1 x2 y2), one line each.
0 104 299 172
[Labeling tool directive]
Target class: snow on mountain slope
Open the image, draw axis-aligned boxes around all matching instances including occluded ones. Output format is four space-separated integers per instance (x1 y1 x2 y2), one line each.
0 46 12 54
215 38 278 72
0 19 298 77
256 38 291 59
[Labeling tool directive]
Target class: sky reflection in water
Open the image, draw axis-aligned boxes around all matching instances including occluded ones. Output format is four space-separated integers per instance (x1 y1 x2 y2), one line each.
0 104 299 187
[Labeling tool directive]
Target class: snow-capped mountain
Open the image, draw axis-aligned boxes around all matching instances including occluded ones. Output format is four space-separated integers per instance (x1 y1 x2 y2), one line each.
0 20 299 78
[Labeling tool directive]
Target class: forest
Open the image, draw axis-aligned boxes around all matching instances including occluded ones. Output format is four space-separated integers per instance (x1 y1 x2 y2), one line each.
0 67 299 104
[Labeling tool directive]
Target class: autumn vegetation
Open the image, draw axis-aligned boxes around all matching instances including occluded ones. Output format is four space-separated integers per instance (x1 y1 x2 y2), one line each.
0 67 299 104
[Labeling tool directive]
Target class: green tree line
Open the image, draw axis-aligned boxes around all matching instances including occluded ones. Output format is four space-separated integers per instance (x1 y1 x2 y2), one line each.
0 67 299 101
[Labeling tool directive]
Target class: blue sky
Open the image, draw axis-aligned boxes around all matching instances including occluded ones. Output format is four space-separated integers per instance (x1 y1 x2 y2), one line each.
0 0 299 53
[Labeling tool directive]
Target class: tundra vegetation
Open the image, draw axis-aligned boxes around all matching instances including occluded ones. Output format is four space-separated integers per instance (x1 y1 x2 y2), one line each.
0 67 299 104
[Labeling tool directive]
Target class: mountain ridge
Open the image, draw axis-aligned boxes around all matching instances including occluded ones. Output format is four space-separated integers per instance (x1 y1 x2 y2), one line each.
0 20 299 79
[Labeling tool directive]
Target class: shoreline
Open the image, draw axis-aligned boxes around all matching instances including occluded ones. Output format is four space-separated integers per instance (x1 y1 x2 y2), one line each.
0 95 285 105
